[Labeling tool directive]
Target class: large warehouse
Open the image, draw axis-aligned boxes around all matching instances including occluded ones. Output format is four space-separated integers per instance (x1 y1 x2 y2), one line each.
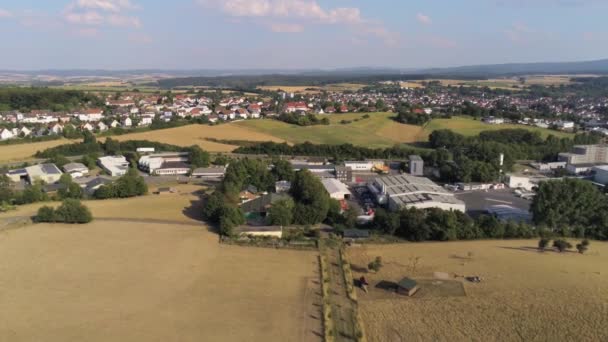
368 174 465 212
321 178 352 200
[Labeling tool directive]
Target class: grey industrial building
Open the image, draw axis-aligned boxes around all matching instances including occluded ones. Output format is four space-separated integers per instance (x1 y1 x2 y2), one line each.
409 155 424 176
559 144 608 165
367 174 465 212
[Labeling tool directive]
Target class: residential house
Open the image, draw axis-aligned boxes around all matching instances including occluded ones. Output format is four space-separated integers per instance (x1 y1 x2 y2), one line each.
110 120 120 128
284 101 309 113
48 123 64 135
80 122 94 132
78 109 103 122
97 121 109 132
0 128 14 140
122 117 133 128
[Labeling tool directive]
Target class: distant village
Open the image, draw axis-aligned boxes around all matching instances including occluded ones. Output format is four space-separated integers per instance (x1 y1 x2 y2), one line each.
2 80 608 141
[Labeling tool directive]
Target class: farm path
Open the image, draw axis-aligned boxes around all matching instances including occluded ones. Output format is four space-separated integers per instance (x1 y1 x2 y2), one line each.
320 237 360 342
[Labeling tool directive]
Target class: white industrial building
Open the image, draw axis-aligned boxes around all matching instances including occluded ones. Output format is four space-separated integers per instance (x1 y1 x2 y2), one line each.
344 161 374 171
98 156 130 177
138 152 190 176
368 174 465 212
321 178 352 200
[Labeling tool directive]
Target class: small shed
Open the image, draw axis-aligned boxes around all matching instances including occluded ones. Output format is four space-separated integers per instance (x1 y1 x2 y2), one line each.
397 277 419 297
156 187 177 195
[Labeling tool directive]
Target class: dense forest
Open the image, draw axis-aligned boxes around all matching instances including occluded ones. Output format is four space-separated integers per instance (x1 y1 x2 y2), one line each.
0 87 102 112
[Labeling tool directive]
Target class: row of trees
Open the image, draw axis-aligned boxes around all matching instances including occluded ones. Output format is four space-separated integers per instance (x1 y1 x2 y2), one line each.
277 113 329 126
35 199 93 224
372 207 537 242
531 179 608 240
0 87 103 112
427 128 601 183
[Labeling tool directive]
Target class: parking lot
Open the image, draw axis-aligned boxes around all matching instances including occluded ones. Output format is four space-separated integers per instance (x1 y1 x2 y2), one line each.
455 189 531 217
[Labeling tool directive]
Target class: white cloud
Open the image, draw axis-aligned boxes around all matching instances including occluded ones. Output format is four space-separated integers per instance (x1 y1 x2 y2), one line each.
416 13 431 25
63 0 141 28
269 23 304 33
199 0 396 45
0 8 13 17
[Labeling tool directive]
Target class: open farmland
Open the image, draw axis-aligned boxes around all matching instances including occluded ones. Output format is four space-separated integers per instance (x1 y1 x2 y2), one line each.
109 124 286 151
0 116 574 164
0 186 321 342
348 240 608 342
0 139 71 164
258 83 366 93
405 76 575 90
235 112 423 147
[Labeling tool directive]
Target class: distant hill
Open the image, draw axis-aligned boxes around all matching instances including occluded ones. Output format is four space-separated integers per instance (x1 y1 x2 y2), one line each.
416 59 608 77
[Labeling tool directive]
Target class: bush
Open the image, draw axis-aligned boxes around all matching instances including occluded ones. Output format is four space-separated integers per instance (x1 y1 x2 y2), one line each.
576 239 590 254
34 199 92 224
553 239 572 253
538 238 550 252
368 256 383 272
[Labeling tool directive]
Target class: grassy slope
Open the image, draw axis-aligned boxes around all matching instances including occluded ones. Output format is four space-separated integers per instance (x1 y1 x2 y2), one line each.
419 116 573 141
233 112 422 148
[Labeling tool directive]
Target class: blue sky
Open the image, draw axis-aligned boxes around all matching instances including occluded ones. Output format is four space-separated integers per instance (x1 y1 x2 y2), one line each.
0 0 607 70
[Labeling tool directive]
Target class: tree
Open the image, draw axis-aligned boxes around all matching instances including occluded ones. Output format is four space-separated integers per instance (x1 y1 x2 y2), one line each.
272 159 295 182
368 256 383 273
58 173 83 199
538 238 550 252
267 198 294 226
0 175 14 203
553 239 572 253
103 138 121 155
189 145 210 168
16 181 48 204
531 179 607 237
54 199 93 223
343 206 359 228
576 239 590 254
35 206 57 222
219 205 245 236
290 170 330 225
373 208 400 235
35 199 92 224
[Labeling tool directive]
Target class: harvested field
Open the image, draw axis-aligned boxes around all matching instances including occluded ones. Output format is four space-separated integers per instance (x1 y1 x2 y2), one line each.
0 139 70 163
0 186 321 342
348 240 608 342
110 124 285 152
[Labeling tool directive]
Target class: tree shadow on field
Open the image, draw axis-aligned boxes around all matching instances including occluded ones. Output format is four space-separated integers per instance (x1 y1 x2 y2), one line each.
182 196 219 234
350 264 368 273
497 246 579 254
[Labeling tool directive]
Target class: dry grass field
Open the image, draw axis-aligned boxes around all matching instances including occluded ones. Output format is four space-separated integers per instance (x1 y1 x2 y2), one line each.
348 240 608 342
0 184 206 222
235 112 423 147
108 124 286 152
0 185 321 342
404 75 575 91
0 139 70 163
258 83 365 93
